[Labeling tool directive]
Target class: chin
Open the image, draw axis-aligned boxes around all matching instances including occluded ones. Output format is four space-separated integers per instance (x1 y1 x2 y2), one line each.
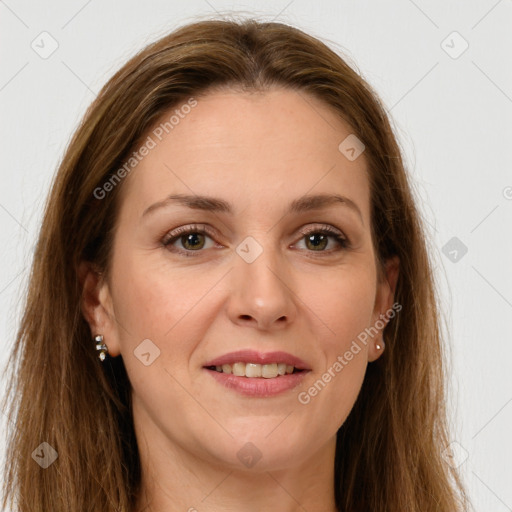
200 430 312 473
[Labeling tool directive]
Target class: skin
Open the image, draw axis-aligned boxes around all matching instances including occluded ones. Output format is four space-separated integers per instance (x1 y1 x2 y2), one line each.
81 88 399 512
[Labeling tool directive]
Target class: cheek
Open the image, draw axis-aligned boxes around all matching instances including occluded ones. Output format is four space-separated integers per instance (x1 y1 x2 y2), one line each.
111 250 190 332
303 263 376 351
295 266 375 422
109 251 226 365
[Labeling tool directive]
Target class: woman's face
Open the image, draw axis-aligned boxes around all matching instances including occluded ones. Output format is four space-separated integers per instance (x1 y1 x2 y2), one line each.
84 88 398 472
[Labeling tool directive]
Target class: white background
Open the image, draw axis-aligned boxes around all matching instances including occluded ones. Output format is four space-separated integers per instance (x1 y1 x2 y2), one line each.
1 1 511 510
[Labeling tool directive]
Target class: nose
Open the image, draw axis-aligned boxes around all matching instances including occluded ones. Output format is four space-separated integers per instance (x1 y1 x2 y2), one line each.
226 241 298 331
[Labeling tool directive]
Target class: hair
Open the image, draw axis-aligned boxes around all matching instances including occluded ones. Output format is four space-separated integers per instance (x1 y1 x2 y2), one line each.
1 16 470 512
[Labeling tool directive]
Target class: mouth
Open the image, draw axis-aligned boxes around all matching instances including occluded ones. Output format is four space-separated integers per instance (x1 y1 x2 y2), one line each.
204 362 305 378
202 349 311 397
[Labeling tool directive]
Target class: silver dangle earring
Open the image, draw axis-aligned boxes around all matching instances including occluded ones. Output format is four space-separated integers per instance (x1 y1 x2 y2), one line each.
95 334 108 361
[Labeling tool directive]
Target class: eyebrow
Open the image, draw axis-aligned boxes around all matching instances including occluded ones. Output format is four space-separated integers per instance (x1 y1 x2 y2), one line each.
142 193 364 224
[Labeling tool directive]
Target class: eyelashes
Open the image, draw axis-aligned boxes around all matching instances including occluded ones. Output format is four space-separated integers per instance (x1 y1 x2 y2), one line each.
161 223 350 257
162 224 218 255
295 225 350 252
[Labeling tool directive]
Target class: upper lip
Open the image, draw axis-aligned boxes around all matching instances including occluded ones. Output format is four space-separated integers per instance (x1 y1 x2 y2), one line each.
203 349 311 370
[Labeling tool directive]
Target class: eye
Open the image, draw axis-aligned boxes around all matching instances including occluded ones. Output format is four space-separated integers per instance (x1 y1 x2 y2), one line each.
294 224 350 253
161 223 350 257
162 224 218 256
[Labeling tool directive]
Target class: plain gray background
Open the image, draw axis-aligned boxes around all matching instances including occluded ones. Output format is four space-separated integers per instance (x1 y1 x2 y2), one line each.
1 1 511 510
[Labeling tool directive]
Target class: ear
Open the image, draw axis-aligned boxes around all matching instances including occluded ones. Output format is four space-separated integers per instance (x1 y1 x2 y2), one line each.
368 255 400 362
78 261 122 357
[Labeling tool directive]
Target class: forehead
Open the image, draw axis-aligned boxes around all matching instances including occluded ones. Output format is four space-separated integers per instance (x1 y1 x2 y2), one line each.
118 88 370 222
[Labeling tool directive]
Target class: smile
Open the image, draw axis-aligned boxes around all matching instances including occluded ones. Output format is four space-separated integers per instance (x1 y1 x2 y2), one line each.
205 362 303 378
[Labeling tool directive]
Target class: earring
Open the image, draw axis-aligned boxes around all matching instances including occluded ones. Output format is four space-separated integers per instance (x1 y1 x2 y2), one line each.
375 335 385 351
95 334 108 361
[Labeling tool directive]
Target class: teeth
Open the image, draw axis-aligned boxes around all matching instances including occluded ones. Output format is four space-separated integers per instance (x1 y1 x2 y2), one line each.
211 362 299 378
232 362 246 377
261 363 278 378
221 364 232 374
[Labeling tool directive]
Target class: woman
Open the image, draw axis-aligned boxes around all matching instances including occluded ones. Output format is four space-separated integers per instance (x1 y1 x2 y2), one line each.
1 17 470 511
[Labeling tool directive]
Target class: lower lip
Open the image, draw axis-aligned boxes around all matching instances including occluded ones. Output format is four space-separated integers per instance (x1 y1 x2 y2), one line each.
204 368 309 397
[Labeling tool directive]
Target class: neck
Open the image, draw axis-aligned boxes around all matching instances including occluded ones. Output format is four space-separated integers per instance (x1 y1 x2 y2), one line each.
132 410 338 512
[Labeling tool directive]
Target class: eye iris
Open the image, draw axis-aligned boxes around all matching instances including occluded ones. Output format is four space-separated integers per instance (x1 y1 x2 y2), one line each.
305 233 328 251
182 233 205 250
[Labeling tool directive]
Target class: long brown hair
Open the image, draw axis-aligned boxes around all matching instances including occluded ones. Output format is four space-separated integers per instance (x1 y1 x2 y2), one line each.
1 17 470 511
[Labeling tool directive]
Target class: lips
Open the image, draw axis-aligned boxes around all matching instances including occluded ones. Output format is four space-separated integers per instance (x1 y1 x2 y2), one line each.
203 349 311 370
203 349 311 397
